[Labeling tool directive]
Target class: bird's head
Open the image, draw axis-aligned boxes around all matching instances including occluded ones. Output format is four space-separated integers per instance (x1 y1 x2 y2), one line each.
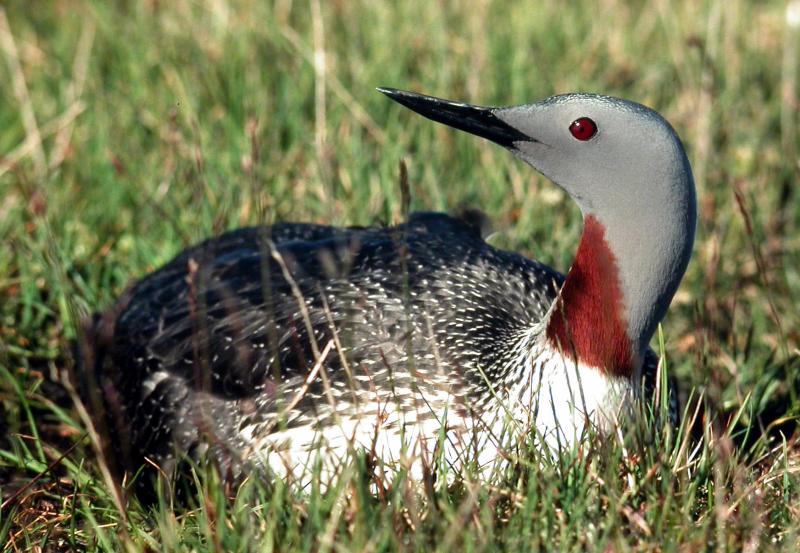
378 88 694 226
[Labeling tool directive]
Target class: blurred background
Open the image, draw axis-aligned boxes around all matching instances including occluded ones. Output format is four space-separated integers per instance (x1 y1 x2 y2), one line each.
0 0 798 549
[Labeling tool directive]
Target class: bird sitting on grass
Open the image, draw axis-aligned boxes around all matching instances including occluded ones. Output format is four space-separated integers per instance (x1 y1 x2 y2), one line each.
78 87 695 493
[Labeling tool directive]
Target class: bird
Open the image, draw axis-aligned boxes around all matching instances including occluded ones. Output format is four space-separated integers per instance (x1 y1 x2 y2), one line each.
78 88 696 493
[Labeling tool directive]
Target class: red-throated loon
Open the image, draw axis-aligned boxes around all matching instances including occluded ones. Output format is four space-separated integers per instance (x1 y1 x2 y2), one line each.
79 88 694 493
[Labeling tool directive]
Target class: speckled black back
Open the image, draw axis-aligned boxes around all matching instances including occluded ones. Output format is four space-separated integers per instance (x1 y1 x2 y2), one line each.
90 212 564 479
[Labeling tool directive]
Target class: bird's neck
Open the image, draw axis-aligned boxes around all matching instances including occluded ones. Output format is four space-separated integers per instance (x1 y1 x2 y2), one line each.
545 215 636 378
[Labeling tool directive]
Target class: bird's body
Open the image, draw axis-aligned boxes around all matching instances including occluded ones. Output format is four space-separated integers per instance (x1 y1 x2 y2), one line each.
81 89 695 491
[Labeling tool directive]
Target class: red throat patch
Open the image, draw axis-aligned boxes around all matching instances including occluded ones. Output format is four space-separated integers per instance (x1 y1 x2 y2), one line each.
545 215 635 377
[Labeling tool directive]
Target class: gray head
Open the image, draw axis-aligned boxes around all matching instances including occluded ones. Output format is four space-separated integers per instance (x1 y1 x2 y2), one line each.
380 87 696 365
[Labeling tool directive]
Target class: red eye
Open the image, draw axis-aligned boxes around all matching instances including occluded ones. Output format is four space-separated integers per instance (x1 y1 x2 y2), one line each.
569 117 597 141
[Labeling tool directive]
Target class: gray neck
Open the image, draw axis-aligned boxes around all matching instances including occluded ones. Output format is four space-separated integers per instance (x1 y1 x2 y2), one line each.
590 143 696 359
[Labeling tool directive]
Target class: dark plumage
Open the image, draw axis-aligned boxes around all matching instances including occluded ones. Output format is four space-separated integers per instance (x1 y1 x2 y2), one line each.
82 212 577 487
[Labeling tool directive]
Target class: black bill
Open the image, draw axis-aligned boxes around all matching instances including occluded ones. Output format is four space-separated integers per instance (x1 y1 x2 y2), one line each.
378 87 530 148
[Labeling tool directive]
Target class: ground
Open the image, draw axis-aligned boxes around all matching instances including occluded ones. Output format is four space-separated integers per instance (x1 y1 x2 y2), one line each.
1 0 799 551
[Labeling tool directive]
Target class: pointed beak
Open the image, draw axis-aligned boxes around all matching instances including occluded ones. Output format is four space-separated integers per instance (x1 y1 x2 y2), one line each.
378 87 531 148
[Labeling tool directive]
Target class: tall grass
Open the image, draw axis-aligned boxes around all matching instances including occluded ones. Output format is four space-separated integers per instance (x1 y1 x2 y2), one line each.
0 0 798 550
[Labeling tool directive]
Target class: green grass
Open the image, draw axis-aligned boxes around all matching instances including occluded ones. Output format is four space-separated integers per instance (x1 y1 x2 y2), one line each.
1 0 799 550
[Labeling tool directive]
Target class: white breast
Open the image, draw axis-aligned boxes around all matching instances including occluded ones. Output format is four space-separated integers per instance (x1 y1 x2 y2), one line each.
220 341 633 489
